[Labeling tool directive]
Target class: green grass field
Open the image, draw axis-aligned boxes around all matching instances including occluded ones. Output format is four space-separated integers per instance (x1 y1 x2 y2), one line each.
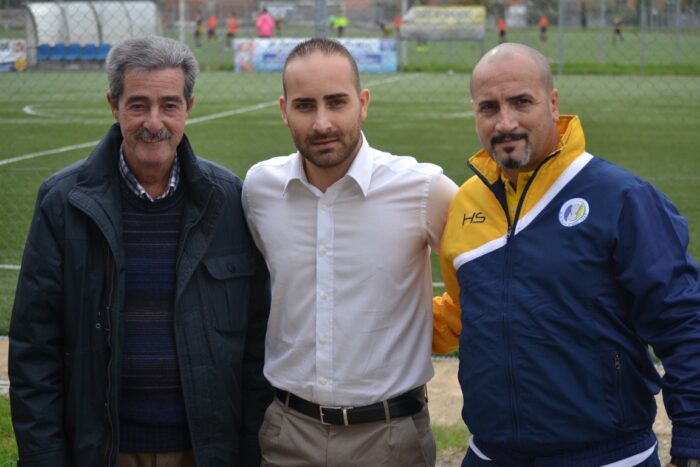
0 25 699 465
1 67 700 333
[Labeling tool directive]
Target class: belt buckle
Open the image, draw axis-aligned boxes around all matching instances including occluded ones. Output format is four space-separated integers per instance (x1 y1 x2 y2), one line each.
319 405 352 426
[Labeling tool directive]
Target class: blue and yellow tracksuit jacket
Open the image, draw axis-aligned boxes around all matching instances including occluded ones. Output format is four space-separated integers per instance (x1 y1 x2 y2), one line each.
434 115 700 464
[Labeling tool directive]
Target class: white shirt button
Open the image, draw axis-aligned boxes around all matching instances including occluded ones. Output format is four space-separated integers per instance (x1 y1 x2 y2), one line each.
319 337 328 345
320 292 328 301
319 377 328 385
320 246 328 256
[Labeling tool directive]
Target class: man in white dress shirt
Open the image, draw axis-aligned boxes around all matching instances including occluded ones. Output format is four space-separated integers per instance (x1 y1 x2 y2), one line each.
242 38 458 466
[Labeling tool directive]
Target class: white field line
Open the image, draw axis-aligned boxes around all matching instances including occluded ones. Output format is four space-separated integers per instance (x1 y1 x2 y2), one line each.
22 105 54 117
3 74 420 168
0 141 101 167
186 100 277 125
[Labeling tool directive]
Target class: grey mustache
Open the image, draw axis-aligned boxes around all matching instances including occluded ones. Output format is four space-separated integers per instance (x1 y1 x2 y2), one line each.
135 128 172 142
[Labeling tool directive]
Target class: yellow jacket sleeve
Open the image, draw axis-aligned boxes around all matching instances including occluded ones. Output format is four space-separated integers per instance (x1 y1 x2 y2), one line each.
432 251 462 354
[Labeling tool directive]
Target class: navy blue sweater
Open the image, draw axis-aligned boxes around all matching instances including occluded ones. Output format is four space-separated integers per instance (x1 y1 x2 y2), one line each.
118 180 191 452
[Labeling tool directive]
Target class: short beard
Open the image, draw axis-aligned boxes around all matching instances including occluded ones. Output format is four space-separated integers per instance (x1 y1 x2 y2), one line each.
491 148 532 170
300 132 361 170
488 132 530 170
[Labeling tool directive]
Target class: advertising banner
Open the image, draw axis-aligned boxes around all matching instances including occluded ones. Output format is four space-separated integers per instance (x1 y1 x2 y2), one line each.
234 38 397 73
0 39 27 72
400 6 486 41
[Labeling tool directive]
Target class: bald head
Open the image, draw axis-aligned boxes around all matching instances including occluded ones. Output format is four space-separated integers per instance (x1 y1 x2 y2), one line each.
469 42 561 181
470 43 553 96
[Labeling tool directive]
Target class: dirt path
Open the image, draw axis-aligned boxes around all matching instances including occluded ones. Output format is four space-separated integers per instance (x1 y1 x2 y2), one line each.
428 360 672 467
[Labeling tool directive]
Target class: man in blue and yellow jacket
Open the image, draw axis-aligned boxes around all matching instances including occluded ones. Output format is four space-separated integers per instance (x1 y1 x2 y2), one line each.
434 43 700 467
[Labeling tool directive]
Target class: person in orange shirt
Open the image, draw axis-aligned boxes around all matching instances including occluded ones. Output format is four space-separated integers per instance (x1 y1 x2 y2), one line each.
539 14 549 44
227 13 238 43
497 17 507 43
206 14 217 41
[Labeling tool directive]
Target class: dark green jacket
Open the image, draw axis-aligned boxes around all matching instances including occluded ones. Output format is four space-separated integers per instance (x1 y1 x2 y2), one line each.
9 124 272 467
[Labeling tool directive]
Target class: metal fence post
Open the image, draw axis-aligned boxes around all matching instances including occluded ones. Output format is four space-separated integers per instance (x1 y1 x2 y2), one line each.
178 0 184 43
557 0 565 75
315 0 327 38
640 0 647 75
599 0 606 63
675 0 681 64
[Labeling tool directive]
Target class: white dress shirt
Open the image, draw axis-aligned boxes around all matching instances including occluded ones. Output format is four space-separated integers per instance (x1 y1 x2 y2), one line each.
242 135 457 406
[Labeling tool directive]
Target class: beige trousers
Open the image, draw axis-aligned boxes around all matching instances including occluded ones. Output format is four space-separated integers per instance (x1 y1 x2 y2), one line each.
259 397 436 467
117 451 196 467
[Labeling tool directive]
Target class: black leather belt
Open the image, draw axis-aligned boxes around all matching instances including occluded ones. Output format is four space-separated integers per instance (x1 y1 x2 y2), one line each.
274 386 427 426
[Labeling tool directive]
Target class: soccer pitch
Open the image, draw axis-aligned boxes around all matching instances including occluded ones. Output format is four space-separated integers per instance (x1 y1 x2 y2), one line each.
0 69 699 332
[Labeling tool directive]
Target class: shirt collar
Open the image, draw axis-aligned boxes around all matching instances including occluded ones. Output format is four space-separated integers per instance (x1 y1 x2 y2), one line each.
283 131 372 197
118 144 180 202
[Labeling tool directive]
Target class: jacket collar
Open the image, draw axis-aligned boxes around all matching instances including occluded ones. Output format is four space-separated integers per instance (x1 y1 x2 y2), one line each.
75 123 206 197
468 115 586 185
69 124 219 268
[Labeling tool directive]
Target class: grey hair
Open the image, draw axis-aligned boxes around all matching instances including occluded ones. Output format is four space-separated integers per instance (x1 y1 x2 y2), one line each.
106 36 198 106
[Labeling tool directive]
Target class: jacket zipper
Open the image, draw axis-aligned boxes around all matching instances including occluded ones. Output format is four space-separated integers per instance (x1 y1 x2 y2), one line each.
506 150 559 239
501 174 538 448
68 189 122 466
614 352 626 425
103 246 116 466
470 150 561 448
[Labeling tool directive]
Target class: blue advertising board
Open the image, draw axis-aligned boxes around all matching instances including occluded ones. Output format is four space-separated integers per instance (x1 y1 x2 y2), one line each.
234 38 396 73
0 39 26 72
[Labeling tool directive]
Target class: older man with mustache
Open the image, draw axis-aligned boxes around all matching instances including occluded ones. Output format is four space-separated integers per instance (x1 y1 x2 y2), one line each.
9 36 272 467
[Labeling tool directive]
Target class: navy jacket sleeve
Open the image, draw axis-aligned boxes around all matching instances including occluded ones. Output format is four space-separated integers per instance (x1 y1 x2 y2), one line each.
613 180 700 458
9 182 70 467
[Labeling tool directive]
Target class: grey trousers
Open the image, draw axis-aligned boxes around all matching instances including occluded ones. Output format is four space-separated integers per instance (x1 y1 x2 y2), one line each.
259 396 436 467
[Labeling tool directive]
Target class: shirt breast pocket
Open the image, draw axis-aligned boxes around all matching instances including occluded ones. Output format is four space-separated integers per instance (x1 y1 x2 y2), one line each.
201 252 254 331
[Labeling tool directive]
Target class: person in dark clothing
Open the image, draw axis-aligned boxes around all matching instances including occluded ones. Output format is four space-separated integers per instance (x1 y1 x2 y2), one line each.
9 35 271 467
613 15 624 43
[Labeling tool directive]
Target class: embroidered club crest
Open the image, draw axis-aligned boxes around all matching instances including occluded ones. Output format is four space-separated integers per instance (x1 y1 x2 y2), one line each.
559 198 589 227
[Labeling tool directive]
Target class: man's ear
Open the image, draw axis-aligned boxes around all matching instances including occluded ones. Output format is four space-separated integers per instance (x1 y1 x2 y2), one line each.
279 95 289 127
359 88 370 122
107 92 118 120
186 96 195 113
550 88 560 122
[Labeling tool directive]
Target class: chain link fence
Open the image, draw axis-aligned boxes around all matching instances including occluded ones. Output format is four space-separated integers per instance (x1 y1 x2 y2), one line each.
0 0 699 332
